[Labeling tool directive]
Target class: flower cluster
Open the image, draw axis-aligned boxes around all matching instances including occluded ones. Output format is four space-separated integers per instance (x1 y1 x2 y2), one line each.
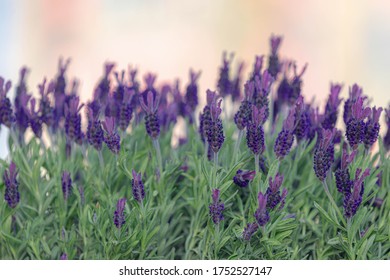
3 162 20 208
209 189 224 225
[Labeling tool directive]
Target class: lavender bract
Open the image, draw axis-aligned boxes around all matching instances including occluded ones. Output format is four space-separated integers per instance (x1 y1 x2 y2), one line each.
3 162 20 208
242 222 259 241
268 35 282 78
265 173 287 210
209 189 224 225
322 83 343 130
131 170 145 203
343 168 370 218
113 198 126 229
254 192 270 227
102 117 121 154
343 84 363 125
233 169 256 188
346 97 371 149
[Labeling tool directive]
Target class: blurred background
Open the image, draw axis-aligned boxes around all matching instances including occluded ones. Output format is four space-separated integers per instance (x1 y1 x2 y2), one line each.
1 0 390 157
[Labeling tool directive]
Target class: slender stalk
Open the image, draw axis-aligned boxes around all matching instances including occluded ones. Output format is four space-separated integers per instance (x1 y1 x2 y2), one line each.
212 152 219 188
255 154 260 174
204 142 209 159
233 129 244 163
152 138 163 176
322 180 345 226
98 150 104 169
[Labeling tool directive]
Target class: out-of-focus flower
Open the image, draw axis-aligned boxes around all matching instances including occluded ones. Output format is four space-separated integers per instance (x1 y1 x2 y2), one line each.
343 168 370 218
274 108 295 159
38 78 55 127
313 128 335 181
254 192 270 226
61 171 72 201
113 198 126 229
343 84 363 125
0 78 14 128
185 69 201 111
322 83 343 130
102 117 120 154
3 162 20 208
86 106 103 151
252 71 273 123
231 62 244 102
363 106 382 148
209 189 224 225
217 52 234 97
268 35 283 78
233 169 256 188
242 222 259 241
131 170 145 203
384 107 390 150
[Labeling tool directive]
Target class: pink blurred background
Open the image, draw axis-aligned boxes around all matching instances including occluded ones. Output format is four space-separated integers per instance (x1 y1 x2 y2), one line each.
1 0 390 156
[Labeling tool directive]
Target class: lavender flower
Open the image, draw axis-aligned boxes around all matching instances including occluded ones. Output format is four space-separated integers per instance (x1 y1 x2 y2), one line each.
209 189 224 224
363 106 382 148
15 67 29 103
231 62 244 102
290 63 307 104
118 88 134 132
343 84 363 125
3 162 20 208
268 35 282 78
52 59 71 130
250 55 264 80
140 90 160 139
385 107 390 150
265 173 287 210
234 81 253 130
113 198 126 229
0 78 14 128
96 62 115 104
322 83 343 130
334 144 356 195
60 253 68 260
86 107 103 151
346 97 371 149
252 71 273 123
113 70 126 103
131 170 145 203
246 105 266 155
61 171 72 201
185 69 201 111
233 169 256 188
199 90 216 143
38 78 54 127
277 62 307 106
343 168 370 218
102 117 121 154
54 58 71 96
64 96 84 144
15 90 31 134
254 192 270 227
313 129 335 181
217 52 233 97
274 108 295 159
25 98 42 138
242 222 259 241
206 98 224 155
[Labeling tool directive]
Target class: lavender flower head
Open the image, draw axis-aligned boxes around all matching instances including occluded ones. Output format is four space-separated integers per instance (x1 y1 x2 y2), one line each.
102 117 121 154
346 97 371 149
293 96 311 141
246 105 266 155
118 88 134 132
140 90 160 139
251 55 264 80
26 98 43 138
274 108 295 159
242 222 259 241
322 83 343 130
363 106 382 148
0 78 14 128
15 90 31 134
86 106 103 151
231 62 245 102
185 69 201 111
96 62 115 103
343 84 363 125
335 143 357 195
254 192 270 226
253 71 274 123
209 189 224 225
344 168 370 218
38 78 55 127
313 128 335 181
199 90 217 144
217 52 234 97
266 173 287 210
64 96 84 144
268 35 282 78
60 253 68 260
233 169 256 188
206 97 224 154
384 107 390 150
234 81 254 130
54 58 71 95
61 171 72 201
131 170 145 203
3 162 20 208
113 198 126 229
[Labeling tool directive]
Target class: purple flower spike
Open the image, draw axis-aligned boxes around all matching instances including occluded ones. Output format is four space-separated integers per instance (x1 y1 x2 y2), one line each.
207 98 224 154
86 107 103 151
54 58 71 96
140 90 160 139
343 84 364 125
60 253 68 260
26 98 43 138
344 168 370 218
274 108 295 159
246 105 266 155
64 96 84 144
268 35 283 78
3 162 20 208
346 97 370 149
251 55 264 79
118 88 134 132
278 188 288 210
102 117 121 154
209 189 224 225
234 81 254 130
217 52 234 97
131 170 145 203
254 192 270 227
313 128 335 181
199 91 216 143
384 107 390 150
242 222 259 241
185 69 201 111
113 198 126 229
252 73 273 123
61 171 72 201
15 90 31 134
363 106 383 147
96 62 115 103
233 169 256 188
0 78 14 128
322 83 343 130
335 144 356 195
38 78 55 127
266 174 285 210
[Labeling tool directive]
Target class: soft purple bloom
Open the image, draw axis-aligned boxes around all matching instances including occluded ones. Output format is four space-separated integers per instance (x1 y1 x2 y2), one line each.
334 144 356 195
277 62 307 106
343 168 370 218
96 62 115 104
217 52 234 97
346 97 371 149
102 117 121 154
15 67 29 103
86 106 103 151
118 88 134 132
185 69 201 111
250 55 264 80
242 222 259 241
209 189 224 224
60 253 68 260
113 198 126 229
64 96 84 144
54 58 71 95
265 174 286 210
322 83 343 130
254 192 270 226
313 128 335 181
268 35 282 78
113 70 126 103
38 78 55 127
363 106 382 147
199 90 217 143
25 98 43 138
231 62 245 102
206 98 224 154
3 162 20 208
234 81 254 130
246 105 266 155
131 170 145 203
233 169 256 188
343 84 363 125
384 107 390 150
290 63 307 104
15 90 31 134
140 90 160 139
61 171 72 201
78 185 85 205
293 96 310 141
252 71 274 123
274 108 295 159
0 78 14 128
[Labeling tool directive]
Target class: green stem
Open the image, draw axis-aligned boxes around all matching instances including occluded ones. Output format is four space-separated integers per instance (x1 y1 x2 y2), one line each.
233 130 244 164
152 139 163 177
212 152 219 189
255 154 260 174
323 180 345 226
